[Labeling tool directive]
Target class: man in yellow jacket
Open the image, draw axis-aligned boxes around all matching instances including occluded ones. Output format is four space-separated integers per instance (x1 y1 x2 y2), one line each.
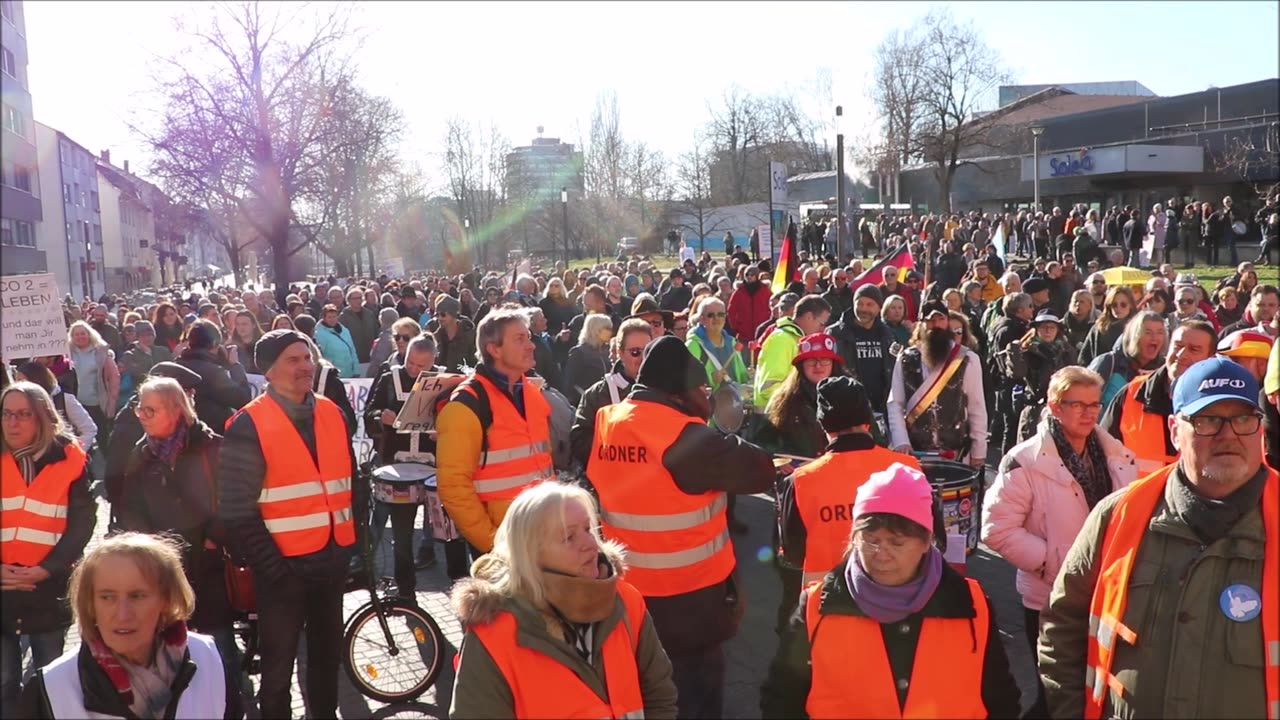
436 308 555 555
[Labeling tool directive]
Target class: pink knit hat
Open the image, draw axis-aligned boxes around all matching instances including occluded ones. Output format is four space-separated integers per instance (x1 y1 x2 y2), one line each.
853 463 935 533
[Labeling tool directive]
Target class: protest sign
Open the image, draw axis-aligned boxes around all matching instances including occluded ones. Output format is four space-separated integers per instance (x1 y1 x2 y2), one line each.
394 372 465 434
1 273 67 360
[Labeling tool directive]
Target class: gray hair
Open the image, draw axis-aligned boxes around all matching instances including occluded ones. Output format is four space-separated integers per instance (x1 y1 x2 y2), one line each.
67 320 109 350
579 313 614 348
378 307 399 330
961 280 982 296
132 320 156 336
1121 310 1169 359
406 334 437 357
476 308 530 364
1004 292 1033 318
137 376 196 427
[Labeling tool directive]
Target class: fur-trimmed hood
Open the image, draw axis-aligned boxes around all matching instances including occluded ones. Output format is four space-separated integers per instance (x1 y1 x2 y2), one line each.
451 542 627 627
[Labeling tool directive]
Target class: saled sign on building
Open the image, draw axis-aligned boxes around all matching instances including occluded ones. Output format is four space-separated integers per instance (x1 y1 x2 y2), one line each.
1 273 68 360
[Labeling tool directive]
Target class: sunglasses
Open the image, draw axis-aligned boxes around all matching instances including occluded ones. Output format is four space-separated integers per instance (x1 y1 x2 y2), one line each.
704 311 727 319
624 347 645 358
395 334 414 342
1177 299 1196 306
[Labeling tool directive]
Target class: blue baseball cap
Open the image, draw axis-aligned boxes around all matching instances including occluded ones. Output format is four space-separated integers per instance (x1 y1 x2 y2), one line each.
1172 357 1261 416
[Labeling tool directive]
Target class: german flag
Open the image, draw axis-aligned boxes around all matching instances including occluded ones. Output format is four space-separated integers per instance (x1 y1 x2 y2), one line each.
847 244 915 293
770 231 801 295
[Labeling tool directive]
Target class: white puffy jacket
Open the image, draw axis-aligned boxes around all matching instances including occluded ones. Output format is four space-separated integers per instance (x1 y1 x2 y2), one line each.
981 422 1138 610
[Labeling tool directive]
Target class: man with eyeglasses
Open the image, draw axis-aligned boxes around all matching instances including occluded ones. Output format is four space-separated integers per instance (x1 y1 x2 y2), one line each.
1102 320 1217 475
1040 357 1278 720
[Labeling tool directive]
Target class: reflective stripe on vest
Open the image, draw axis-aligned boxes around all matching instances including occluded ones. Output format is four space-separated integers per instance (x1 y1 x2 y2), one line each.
472 580 648 719
793 448 922 587
804 575 990 718
246 393 356 557
453 373 554 502
1117 376 1176 475
43 632 226 719
1083 465 1279 720
588 400 736 597
1 443 86 567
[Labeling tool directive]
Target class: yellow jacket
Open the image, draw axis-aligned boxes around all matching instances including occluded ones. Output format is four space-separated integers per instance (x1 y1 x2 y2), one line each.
435 401 508 553
979 274 1004 304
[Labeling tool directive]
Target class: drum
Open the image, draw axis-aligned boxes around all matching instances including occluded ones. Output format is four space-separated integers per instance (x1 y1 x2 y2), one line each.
422 474 462 541
371 463 434 505
918 458 984 556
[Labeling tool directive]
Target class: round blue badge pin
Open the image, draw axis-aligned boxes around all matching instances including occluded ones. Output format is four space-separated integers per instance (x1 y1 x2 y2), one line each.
1219 584 1262 622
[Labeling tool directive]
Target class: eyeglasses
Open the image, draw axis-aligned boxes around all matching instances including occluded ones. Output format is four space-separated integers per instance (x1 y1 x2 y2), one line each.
704 311 726 319
1179 413 1262 436
625 347 645 358
395 334 414 343
1 409 34 422
854 537 913 559
673 325 689 333
134 405 161 420
1059 400 1104 414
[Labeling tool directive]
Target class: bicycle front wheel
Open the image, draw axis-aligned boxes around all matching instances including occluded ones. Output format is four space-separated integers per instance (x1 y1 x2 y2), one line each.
342 599 445 704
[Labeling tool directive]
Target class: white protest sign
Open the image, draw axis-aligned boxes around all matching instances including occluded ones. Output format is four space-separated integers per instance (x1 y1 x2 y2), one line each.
246 373 268 399
1 273 68 360
394 372 466 434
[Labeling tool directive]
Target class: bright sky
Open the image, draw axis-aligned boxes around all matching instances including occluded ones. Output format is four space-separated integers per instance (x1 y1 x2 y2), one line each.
24 0 1280 191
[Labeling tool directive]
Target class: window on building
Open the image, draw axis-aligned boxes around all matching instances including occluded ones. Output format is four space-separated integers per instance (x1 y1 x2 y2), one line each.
1 48 15 78
0 0 13 22
12 220 35 248
93 224 102 245
73 183 80 206
0 218 11 246
91 190 99 211
13 165 30 192
140 238 148 248
65 222 71 241
2 103 23 136
63 183 71 203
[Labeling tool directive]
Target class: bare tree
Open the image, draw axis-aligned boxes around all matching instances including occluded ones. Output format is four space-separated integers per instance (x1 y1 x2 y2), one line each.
1212 125 1280 202
442 118 510 267
137 0 356 301
706 85 768 205
672 134 730 243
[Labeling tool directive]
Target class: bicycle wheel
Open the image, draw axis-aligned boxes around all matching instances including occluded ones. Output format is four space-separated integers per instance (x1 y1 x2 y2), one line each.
343 599 445 704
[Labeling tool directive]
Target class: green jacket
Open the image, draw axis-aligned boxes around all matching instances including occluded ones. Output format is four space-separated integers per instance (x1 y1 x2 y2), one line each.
1039 466 1270 720
754 317 803 408
687 332 748 391
449 548 678 719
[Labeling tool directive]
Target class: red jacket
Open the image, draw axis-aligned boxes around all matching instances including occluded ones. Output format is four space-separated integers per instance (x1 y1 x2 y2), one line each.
728 283 771 342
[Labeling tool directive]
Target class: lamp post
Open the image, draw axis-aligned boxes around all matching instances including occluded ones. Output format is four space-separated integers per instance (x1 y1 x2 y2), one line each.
1030 125 1045 214
835 105 845 261
561 187 569 267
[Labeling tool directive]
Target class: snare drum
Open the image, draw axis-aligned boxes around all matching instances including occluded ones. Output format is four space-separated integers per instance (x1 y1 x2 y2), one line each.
371 463 434 505
422 474 462 541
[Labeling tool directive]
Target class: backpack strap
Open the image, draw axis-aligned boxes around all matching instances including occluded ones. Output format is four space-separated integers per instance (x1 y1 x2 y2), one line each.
452 377 493 460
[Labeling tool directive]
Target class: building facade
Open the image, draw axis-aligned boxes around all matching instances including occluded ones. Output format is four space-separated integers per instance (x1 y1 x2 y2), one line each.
897 79 1280 225
97 161 155 294
34 123 104 300
1 0 45 275
505 129 584 256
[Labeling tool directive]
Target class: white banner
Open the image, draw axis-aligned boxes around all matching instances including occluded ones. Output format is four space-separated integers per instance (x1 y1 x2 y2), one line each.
1 273 68 360
769 161 788 205
757 225 773 262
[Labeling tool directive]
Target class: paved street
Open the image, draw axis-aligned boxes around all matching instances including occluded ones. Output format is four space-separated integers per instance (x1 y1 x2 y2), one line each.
28 465 1035 719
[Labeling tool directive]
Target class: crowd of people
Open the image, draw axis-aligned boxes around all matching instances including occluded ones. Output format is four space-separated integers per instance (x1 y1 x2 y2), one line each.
2 203 1279 719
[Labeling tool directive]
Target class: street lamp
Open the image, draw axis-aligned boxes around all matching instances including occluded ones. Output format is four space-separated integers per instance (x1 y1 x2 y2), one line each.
561 188 569 267
835 105 845 260
1030 125 1045 214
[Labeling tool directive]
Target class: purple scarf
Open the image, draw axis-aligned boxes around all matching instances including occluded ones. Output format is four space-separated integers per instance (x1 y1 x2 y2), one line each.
846 546 944 624
145 424 187 468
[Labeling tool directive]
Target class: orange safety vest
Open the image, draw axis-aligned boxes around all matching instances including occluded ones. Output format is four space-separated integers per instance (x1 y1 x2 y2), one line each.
451 373 554 502
245 393 356 557
0 442 87 567
1084 464 1279 720
471 580 648 719
793 447 922 586
1117 375 1177 475
588 399 735 597
804 576 990 719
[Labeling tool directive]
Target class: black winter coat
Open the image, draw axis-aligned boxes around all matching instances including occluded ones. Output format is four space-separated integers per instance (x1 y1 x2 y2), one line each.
176 348 251 433
759 560 1020 719
561 343 610 408
828 311 896 414
118 421 234 630
1 437 97 635
568 361 630 469
431 318 477 374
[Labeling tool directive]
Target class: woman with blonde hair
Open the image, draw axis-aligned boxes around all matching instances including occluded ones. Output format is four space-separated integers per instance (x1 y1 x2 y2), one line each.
450 482 677 719
1 382 96 710
982 366 1136 716
1076 285 1136 366
17 532 241 719
66 319 120 432
562 314 614 407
